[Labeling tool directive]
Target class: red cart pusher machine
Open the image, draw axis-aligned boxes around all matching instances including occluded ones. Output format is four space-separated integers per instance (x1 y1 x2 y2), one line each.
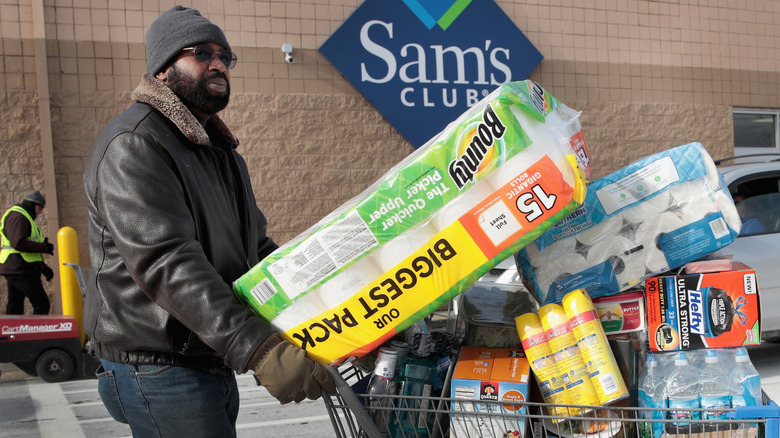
0 314 97 382
0 227 99 382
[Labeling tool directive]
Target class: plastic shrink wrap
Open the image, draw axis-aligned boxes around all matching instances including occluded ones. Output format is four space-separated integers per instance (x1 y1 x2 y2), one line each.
517 142 742 305
234 80 588 365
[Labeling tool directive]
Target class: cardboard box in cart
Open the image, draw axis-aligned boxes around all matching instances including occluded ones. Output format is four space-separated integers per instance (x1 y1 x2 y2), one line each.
450 346 531 437
645 262 761 351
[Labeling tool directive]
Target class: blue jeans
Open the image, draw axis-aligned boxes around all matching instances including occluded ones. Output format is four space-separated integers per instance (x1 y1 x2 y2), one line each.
96 360 239 438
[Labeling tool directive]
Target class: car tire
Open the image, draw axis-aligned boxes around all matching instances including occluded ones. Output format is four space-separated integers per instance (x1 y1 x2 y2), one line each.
36 349 74 383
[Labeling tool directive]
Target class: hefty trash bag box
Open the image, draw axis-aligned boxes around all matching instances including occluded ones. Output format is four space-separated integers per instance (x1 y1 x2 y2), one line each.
645 262 761 351
450 346 530 438
516 142 742 305
234 81 589 365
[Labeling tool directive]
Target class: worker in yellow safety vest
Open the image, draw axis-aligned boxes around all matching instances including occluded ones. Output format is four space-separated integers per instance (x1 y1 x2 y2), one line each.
0 190 54 314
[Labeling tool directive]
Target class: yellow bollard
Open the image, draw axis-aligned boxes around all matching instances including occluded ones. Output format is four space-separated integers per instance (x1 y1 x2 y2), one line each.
58 226 84 347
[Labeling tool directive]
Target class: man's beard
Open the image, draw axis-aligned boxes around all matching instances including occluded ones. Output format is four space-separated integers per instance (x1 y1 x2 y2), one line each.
166 64 230 115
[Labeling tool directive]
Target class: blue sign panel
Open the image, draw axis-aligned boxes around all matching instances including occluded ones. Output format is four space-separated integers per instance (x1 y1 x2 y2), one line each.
320 0 543 148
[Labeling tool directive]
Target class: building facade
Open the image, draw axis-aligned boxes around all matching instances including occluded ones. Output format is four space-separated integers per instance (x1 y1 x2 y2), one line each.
1 0 778 312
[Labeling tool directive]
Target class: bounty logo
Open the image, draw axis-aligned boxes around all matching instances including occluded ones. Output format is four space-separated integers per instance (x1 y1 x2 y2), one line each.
448 104 507 189
319 0 543 148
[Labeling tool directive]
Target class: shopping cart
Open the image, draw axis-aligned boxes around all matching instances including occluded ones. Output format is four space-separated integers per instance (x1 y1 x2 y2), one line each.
322 361 780 438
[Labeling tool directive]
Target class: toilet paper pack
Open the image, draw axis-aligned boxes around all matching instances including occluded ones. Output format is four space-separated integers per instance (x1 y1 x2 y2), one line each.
517 142 742 305
233 80 589 365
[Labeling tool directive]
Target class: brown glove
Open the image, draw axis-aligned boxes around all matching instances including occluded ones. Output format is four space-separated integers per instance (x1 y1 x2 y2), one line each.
249 333 336 404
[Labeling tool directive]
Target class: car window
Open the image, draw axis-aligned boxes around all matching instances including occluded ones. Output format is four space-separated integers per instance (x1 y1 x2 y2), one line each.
735 194 775 235
730 175 780 236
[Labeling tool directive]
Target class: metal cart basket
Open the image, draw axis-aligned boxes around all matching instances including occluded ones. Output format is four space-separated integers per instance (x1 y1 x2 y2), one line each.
323 362 780 438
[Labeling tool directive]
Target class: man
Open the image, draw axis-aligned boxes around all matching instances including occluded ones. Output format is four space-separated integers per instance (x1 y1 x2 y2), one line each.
732 190 768 236
0 190 54 315
83 6 334 437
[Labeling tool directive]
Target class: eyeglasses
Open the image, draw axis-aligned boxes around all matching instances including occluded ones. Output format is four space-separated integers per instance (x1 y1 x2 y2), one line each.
181 45 238 69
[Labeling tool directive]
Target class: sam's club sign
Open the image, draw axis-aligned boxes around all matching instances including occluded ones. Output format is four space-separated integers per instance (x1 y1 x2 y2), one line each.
320 0 543 148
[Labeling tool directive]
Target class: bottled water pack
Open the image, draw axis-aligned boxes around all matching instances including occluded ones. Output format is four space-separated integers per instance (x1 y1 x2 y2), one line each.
638 348 762 438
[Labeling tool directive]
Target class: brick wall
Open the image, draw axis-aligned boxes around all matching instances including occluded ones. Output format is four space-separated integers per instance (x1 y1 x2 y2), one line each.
0 0 778 312
576 101 733 178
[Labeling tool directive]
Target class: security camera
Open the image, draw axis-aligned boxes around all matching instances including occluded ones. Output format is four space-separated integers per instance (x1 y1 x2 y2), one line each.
281 44 294 64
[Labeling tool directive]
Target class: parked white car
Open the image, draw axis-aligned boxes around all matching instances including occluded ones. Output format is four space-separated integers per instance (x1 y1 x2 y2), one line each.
713 154 780 341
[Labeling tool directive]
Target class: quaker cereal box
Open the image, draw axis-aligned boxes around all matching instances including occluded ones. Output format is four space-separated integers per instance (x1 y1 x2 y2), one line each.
450 347 531 437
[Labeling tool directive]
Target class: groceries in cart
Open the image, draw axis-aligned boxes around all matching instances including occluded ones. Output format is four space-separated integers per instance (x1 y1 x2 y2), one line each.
324 276 772 438
233 80 589 365
317 140 777 437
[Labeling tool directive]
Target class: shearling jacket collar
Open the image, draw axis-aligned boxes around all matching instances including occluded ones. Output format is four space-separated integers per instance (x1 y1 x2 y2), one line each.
131 73 239 147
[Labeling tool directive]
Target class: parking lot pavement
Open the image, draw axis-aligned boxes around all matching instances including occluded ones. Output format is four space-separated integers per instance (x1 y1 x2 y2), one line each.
0 363 338 438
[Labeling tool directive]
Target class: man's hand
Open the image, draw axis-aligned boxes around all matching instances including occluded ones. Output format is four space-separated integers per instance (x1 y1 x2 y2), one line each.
250 334 336 404
43 238 54 255
42 265 54 282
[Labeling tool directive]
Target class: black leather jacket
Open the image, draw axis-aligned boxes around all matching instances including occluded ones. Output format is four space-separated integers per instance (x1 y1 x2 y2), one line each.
83 74 278 374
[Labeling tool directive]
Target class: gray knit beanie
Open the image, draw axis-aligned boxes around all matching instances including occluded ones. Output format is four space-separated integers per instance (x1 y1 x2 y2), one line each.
23 190 46 207
145 5 231 75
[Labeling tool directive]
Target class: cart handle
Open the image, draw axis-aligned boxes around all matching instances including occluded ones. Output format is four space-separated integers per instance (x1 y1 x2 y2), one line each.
63 263 87 299
324 365 383 438
726 400 780 438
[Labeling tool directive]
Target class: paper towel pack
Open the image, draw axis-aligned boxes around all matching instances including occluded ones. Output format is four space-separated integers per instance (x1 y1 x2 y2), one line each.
517 142 742 305
233 80 589 365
